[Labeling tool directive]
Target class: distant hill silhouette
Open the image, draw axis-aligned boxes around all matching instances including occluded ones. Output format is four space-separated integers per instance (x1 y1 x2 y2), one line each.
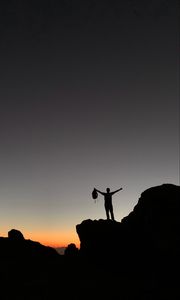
76 184 180 270
0 229 59 260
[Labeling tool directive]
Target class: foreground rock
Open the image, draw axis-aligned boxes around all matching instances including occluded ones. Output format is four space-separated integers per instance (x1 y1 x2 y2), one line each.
76 184 180 269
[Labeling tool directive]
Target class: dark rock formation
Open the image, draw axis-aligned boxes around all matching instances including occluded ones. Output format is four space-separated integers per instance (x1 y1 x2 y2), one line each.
0 229 59 261
64 243 79 257
121 184 180 252
8 229 25 240
76 219 122 258
0 230 62 299
76 184 180 269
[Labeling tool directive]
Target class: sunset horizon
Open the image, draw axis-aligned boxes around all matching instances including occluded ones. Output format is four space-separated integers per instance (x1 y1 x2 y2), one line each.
1 182 179 249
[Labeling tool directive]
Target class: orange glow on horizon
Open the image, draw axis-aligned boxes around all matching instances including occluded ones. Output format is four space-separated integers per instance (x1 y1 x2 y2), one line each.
23 229 80 248
0 227 80 249
42 234 80 248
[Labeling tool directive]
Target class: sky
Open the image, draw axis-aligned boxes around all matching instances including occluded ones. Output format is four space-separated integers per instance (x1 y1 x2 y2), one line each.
0 0 179 248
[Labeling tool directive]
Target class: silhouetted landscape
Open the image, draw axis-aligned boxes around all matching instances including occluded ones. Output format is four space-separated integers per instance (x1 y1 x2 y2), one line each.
1 183 180 299
0 0 178 299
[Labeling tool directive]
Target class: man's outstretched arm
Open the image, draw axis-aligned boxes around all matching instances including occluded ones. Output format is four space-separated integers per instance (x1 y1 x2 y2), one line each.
95 188 105 196
111 188 123 195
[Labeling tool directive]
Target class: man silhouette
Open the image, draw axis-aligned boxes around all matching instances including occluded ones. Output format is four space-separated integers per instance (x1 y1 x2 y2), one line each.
94 187 123 221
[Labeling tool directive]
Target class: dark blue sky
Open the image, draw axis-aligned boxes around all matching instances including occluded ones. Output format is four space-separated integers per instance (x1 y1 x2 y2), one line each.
0 0 179 246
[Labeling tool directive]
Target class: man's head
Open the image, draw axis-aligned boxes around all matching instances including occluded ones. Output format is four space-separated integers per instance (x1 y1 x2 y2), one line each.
106 188 110 193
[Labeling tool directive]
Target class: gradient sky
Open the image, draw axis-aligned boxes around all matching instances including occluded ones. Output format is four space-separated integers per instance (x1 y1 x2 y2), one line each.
0 1 179 247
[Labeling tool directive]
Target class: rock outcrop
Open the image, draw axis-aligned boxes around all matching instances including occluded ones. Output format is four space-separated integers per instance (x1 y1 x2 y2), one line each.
8 229 25 240
76 184 180 268
64 243 79 257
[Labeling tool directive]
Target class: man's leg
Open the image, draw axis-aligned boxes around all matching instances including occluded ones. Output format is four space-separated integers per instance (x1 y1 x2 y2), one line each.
110 206 115 221
105 206 110 219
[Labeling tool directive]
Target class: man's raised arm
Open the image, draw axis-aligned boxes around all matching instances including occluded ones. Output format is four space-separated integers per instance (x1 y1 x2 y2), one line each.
95 188 105 196
111 188 123 195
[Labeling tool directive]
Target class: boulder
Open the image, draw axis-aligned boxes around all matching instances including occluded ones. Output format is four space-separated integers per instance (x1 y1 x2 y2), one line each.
8 229 24 241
